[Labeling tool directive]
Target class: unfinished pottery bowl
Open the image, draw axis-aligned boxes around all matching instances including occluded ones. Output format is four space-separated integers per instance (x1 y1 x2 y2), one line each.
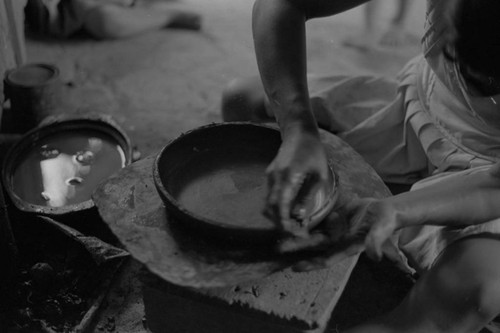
2 114 132 216
153 122 338 244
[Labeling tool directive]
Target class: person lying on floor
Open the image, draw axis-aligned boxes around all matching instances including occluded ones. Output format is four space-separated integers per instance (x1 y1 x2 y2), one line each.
221 0 500 332
24 0 201 40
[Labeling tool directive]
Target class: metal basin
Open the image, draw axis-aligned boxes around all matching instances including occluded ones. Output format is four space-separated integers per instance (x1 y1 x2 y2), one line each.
2 114 132 217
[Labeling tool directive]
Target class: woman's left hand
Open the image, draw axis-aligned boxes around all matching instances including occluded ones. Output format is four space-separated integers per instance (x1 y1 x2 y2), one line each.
284 198 400 271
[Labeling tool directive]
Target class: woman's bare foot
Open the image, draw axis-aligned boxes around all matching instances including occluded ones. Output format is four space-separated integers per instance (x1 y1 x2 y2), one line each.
148 1 202 30
342 30 378 52
164 9 201 30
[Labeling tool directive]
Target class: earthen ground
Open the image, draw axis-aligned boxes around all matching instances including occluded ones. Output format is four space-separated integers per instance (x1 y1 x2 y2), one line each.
24 1 425 331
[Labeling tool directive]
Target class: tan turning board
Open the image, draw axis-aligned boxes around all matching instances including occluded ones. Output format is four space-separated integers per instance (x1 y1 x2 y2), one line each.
93 130 391 332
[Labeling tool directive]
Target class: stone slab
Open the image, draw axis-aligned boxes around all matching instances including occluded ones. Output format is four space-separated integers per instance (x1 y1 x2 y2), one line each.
93 128 391 331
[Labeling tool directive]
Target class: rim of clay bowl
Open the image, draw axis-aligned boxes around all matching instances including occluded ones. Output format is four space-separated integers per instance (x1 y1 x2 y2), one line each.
1 113 132 216
152 122 339 244
4 63 60 88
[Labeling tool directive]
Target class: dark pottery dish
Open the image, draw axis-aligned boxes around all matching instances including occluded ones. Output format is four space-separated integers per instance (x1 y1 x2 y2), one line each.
153 122 338 244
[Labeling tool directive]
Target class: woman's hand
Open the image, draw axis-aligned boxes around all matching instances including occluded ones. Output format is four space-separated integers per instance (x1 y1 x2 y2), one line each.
285 198 400 271
349 198 399 261
264 129 330 237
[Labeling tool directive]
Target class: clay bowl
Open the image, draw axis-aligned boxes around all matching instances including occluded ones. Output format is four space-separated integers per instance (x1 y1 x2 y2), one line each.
153 122 338 245
2 114 132 217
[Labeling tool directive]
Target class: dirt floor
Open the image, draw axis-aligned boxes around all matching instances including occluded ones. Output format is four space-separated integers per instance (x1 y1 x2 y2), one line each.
20 0 426 332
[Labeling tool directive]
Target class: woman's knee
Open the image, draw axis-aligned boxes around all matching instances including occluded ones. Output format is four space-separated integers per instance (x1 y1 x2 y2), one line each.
423 237 500 330
473 276 500 322
221 76 271 122
449 237 500 321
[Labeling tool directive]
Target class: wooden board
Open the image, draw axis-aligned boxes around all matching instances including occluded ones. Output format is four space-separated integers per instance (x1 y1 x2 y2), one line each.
93 129 391 332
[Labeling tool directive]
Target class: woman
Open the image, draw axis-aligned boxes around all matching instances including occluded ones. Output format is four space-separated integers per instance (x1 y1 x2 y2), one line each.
222 0 500 331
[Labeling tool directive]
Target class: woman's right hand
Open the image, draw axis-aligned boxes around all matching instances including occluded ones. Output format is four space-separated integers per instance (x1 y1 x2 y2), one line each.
264 128 330 237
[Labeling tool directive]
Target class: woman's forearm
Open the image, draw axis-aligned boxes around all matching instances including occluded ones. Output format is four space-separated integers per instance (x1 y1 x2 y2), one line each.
389 165 500 229
252 0 315 137
251 0 369 138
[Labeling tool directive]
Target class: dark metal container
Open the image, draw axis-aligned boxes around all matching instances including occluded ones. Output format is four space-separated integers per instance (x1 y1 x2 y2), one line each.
2 63 62 133
1 113 132 221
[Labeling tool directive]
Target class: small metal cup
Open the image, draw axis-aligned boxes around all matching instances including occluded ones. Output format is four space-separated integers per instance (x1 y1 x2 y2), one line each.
2 63 62 133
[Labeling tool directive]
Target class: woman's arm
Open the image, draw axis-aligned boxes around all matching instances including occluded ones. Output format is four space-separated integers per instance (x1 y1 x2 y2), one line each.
252 0 369 235
361 163 500 259
286 163 500 270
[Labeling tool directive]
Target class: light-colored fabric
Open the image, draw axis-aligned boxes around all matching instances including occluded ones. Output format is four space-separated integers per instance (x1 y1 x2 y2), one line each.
397 0 500 273
305 0 500 273
398 167 500 273
303 71 431 185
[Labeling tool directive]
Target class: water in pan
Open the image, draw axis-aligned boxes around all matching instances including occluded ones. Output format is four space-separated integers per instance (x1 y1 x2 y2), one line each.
11 130 126 207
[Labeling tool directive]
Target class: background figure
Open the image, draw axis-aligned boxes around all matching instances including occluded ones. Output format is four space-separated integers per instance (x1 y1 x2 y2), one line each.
343 0 416 50
24 0 202 40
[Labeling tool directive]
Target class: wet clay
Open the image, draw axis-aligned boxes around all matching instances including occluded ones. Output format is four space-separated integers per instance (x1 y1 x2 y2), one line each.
173 148 329 230
172 147 273 229
12 129 126 207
